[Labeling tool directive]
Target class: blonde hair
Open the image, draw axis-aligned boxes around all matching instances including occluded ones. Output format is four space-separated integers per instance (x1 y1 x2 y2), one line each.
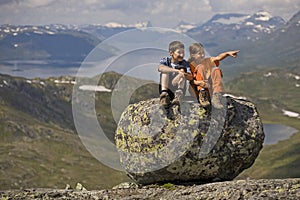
188 43 205 64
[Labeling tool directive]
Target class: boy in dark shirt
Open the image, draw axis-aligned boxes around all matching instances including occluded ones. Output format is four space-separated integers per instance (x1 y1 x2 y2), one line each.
158 41 192 107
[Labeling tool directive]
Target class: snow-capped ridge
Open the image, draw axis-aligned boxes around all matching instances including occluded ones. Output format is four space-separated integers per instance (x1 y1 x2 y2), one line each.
203 10 285 27
103 21 151 28
253 11 273 21
209 13 250 25
104 22 127 28
186 10 287 42
174 21 197 33
0 21 152 37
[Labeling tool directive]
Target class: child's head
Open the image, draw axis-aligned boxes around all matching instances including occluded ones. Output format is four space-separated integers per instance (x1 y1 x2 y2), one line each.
169 41 185 63
188 43 205 64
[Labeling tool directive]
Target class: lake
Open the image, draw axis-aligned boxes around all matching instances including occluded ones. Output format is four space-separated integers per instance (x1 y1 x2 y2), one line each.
263 124 298 145
0 62 81 79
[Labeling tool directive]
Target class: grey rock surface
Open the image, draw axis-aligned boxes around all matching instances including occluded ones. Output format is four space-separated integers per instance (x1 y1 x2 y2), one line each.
1 179 299 199
115 96 264 184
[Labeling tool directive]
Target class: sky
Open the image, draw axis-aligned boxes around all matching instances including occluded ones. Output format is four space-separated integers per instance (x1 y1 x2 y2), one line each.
0 0 299 27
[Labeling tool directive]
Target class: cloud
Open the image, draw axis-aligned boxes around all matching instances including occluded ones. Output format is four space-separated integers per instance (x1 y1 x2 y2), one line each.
26 0 56 7
209 0 300 20
0 0 299 26
102 0 150 11
0 0 12 6
7 0 57 8
107 0 213 26
83 0 98 4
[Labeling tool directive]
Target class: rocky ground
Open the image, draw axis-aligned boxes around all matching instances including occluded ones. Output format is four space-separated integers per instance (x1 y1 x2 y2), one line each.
1 178 299 199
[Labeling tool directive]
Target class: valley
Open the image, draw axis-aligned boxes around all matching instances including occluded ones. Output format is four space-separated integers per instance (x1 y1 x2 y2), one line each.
0 9 299 190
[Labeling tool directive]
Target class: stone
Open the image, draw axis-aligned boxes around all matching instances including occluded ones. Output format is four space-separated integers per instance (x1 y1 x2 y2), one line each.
65 184 72 190
112 182 139 189
75 183 87 191
115 96 264 185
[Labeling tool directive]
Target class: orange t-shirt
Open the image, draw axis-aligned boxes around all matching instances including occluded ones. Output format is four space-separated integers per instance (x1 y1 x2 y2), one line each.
194 57 225 94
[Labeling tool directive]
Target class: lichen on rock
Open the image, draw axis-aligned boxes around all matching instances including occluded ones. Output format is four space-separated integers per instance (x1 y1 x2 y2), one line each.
115 96 264 185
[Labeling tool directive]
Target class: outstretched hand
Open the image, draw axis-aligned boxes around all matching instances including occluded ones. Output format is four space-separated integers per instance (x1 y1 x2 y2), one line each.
228 50 240 57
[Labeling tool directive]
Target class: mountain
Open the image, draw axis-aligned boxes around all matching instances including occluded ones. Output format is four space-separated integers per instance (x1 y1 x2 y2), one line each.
0 10 299 79
80 21 152 39
229 10 300 71
185 10 299 79
174 21 197 33
0 21 152 68
0 24 100 65
187 11 285 46
261 10 300 65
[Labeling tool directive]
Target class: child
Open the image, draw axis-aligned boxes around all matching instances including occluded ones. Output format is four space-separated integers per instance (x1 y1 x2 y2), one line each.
188 43 239 109
158 41 192 107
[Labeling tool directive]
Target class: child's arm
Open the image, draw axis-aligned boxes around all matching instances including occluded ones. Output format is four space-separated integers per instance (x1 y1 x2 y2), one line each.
171 68 193 86
212 50 240 66
184 72 193 81
158 64 183 74
193 80 209 88
192 64 209 88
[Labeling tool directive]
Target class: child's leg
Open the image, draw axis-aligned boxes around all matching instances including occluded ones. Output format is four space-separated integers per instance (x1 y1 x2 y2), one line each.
160 73 169 92
160 73 171 107
195 67 205 92
193 68 210 107
172 69 185 105
188 82 198 98
211 68 225 109
211 68 225 94
177 75 185 90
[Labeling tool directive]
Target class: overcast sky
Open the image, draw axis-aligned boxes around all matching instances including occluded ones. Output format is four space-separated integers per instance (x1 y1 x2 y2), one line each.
0 0 299 27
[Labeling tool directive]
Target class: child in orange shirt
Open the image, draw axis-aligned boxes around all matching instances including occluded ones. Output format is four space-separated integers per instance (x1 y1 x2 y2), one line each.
188 43 239 109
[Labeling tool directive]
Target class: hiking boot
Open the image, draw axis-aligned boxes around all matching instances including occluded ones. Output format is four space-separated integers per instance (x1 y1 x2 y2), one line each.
160 91 171 107
211 93 224 109
172 89 183 105
198 89 210 107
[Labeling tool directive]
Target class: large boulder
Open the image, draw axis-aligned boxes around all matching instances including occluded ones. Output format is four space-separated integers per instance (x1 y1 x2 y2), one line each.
115 96 264 185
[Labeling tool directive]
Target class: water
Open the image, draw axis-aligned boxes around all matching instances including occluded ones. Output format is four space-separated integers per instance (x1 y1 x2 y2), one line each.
0 61 81 79
263 124 298 145
0 54 162 82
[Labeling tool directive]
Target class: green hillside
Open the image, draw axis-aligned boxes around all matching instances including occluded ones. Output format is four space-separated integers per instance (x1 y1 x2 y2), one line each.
0 72 158 190
225 66 300 179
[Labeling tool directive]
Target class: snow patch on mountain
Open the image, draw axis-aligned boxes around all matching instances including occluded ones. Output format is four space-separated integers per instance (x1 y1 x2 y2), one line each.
174 21 197 33
282 109 300 119
102 21 151 29
104 22 127 28
79 85 111 92
254 11 273 21
186 10 287 42
211 14 250 24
